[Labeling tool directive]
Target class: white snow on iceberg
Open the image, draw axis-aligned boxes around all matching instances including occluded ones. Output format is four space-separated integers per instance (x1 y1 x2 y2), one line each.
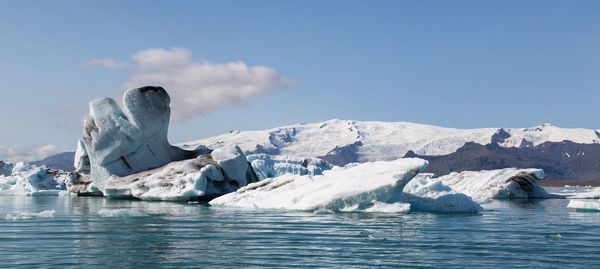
210 158 482 213
436 168 552 201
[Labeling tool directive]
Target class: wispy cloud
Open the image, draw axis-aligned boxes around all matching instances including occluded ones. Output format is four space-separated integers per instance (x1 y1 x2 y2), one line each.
89 47 291 121
0 144 67 163
86 58 129 69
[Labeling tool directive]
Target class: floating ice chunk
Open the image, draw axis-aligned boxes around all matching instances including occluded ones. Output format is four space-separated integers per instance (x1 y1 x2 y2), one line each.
403 174 482 213
210 158 428 212
363 201 411 213
5 210 55 221
568 187 600 199
0 162 71 196
97 209 149 217
247 153 332 180
436 168 553 201
567 199 600 211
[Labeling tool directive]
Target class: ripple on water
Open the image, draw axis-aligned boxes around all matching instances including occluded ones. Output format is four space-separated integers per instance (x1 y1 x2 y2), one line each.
0 196 598 268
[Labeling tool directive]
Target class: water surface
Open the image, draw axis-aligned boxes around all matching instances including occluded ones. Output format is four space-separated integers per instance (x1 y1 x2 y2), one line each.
0 194 598 268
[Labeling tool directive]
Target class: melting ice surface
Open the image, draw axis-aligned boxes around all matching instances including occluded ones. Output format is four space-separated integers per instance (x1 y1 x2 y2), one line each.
0 195 599 268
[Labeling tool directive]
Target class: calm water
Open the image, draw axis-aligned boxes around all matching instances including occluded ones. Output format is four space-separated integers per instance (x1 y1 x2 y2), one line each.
0 193 598 268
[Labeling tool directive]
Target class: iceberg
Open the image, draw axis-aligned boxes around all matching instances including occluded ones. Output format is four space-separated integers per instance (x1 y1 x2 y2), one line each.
435 168 553 201
0 162 73 196
80 86 195 192
210 158 482 213
568 187 600 199
103 144 259 201
567 199 600 211
246 154 332 180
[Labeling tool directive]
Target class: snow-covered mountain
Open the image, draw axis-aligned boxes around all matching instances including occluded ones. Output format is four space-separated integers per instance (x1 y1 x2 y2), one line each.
29 119 600 180
181 119 600 165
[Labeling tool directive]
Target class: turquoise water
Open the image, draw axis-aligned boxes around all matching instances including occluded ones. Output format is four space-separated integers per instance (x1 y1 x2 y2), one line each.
0 194 598 268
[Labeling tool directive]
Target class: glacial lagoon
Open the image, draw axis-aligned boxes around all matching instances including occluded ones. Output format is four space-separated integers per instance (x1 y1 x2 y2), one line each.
1 191 598 268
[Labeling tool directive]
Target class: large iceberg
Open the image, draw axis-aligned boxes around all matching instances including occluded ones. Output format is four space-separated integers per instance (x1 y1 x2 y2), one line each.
0 162 73 196
210 158 482 213
436 168 553 201
246 154 332 180
103 144 259 201
80 86 195 192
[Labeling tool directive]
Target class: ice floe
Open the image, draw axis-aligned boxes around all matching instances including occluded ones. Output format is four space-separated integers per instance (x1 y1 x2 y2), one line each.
435 168 553 201
0 162 72 196
210 158 482 213
567 199 600 212
97 209 149 217
4 210 55 221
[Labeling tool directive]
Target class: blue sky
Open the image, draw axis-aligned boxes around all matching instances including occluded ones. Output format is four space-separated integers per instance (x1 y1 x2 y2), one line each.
1 1 600 161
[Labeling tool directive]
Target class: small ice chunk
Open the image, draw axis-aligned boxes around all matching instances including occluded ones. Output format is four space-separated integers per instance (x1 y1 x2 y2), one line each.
97 209 149 217
363 201 411 213
5 210 55 221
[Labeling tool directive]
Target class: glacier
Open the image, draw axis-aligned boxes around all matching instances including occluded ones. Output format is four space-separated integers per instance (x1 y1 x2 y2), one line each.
183 119 600 165
210 158 482 213
435 168 553 201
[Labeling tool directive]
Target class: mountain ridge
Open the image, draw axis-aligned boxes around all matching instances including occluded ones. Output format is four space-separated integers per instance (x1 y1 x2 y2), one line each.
24 119 600 180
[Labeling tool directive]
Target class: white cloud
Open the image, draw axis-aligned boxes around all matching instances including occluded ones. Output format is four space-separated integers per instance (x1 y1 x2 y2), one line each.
0 144 66 163
121 48 290 121
86 58 128 69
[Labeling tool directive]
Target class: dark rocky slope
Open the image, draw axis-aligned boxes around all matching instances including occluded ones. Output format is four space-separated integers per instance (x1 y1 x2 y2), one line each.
404 141 600 180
